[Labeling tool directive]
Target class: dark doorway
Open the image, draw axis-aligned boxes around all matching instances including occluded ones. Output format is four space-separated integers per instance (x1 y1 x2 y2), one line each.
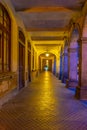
28 51 31 81
19 42 25 89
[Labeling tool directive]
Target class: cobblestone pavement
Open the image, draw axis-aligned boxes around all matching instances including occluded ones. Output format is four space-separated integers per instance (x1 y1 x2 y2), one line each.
0 72 87 130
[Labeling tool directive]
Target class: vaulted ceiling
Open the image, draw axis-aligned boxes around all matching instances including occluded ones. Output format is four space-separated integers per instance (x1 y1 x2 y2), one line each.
11 0 86 56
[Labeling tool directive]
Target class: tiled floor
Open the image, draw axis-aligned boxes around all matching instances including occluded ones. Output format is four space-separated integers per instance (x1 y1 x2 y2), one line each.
0 71 87 130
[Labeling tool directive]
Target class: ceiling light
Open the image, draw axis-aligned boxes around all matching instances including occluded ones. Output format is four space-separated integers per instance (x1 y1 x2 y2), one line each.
46 53 49 57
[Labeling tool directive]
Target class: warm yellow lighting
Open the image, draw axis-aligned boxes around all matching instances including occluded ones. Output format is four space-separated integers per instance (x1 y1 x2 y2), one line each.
46 53 49 57
46 60 48 63
46 60 49 66
37 72 55 117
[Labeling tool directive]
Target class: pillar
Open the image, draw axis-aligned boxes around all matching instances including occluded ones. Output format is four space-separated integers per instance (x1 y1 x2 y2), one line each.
41 57 43 71
59 53 63 80
56 56 59 77
67 48 78 88
53 58 56 75
52 58 54 73
31 46 33 71
62 52 68 83
75 38 87 99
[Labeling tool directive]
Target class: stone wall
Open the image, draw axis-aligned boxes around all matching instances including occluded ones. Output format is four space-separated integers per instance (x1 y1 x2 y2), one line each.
0 72 17 97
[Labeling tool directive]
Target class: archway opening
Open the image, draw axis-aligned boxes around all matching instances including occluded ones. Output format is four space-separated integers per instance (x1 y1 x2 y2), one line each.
39 52 56 73
62 41 69 83
69 28 80 89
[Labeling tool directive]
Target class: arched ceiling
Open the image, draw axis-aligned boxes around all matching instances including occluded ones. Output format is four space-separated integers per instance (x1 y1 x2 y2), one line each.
11 0 86 54
40 52 56 59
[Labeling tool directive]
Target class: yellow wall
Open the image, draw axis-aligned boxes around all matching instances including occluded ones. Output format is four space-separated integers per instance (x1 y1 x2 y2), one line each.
0 0 33 94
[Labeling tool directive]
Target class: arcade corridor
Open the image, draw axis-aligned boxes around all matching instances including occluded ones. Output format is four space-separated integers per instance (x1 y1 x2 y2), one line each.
1 0 87 129
0 72 87 130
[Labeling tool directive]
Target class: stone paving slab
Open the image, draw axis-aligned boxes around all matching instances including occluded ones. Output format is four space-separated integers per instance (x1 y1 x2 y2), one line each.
0 72 87 130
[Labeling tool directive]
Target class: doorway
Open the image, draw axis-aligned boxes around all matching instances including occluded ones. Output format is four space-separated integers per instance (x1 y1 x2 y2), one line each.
19 42 25 89
28 51 31 81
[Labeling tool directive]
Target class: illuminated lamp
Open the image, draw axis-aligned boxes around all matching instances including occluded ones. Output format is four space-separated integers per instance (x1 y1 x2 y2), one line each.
46 53 49 57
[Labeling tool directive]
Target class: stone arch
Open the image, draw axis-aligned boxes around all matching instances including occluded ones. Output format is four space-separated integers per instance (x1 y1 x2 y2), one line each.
39 52 56 73
38 51 58 57
69 23 81 47
68 24 81 88
0 1 13 21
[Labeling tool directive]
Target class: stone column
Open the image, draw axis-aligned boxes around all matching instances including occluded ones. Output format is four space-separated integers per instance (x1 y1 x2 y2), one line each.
57 57 60 78
41 57 43 72
59 54 63 80
62 52 68 83
75 38 87 99
31 46 33 71
68 48 78 88
53 58 56 75
56 56 59 77
52 58 54 73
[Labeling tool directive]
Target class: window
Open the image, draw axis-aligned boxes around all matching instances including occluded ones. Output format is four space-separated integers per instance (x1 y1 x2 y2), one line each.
0 3 11 72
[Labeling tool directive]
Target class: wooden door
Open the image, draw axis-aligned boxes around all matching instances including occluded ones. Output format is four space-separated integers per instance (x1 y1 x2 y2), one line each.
28 51 31 81
19 42 25 89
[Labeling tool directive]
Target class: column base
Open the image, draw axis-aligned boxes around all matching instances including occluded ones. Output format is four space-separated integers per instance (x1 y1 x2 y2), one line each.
69 80 78 88
61 76 65 83
75 86 87 100
65 79 78 88
62 76 68 83
75 86 80 99
59 75 62 80
65 79 69 88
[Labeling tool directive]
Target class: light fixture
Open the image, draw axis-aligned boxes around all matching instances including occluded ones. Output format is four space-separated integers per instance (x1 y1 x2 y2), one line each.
46 53 49 57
